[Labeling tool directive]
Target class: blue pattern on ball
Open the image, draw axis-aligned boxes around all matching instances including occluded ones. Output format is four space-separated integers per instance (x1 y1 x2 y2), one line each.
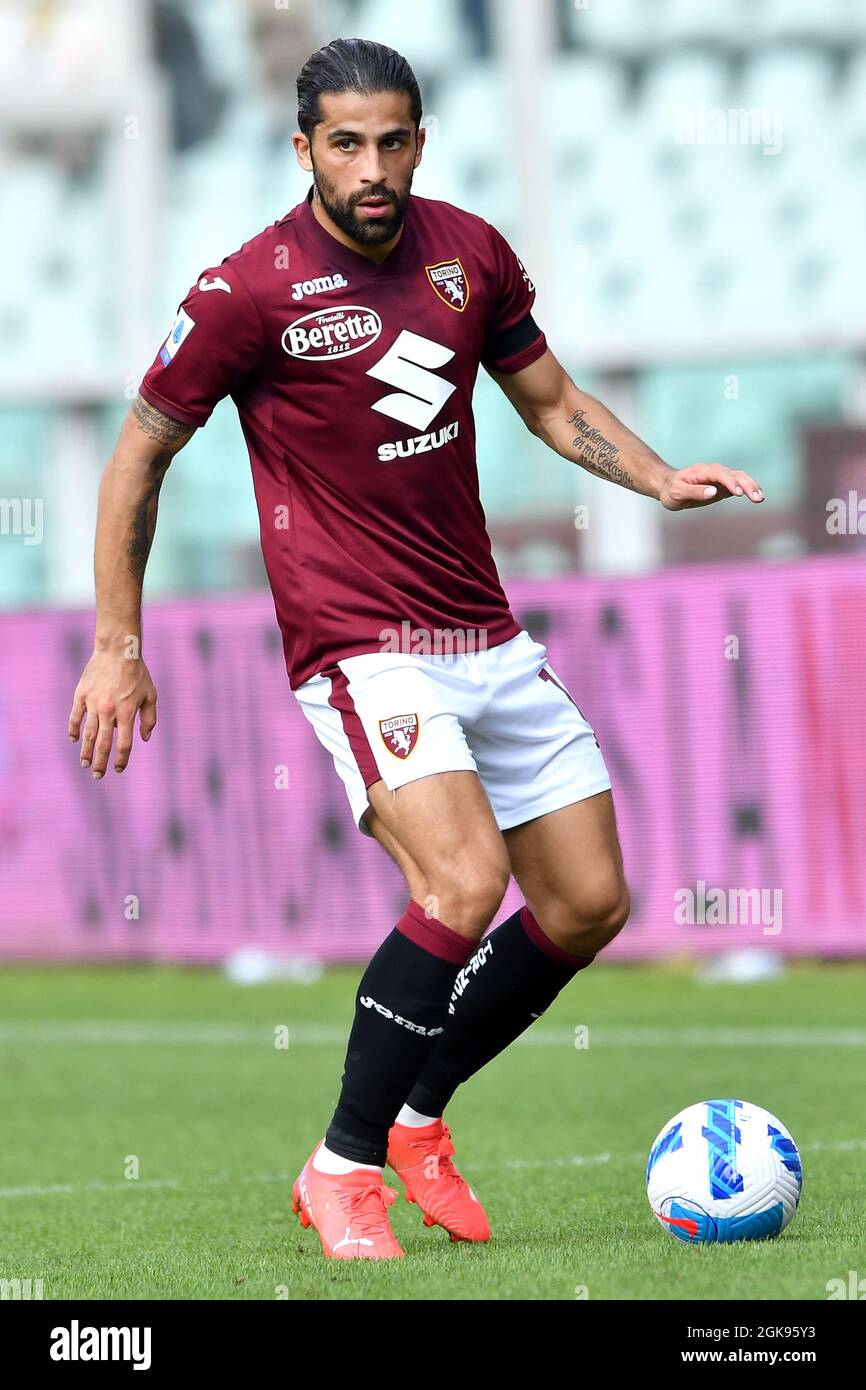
645 1121 683 1185
702 1099 745 1200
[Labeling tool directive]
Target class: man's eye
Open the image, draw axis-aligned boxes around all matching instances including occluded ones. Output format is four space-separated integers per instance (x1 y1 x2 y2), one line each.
337 139 356 150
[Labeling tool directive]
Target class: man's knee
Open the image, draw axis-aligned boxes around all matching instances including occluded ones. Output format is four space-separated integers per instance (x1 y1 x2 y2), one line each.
428 852 511 941
541 878 631 956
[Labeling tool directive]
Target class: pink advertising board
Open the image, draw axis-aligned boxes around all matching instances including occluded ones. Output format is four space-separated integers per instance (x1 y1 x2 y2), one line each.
1 555 863 962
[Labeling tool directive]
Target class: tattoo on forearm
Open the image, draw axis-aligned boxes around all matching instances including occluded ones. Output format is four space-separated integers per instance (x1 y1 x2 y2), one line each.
132 394 192 446
127 475 162 584
566 408 636 490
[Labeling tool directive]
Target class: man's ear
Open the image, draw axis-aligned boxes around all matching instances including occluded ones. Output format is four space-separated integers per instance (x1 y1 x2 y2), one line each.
414 126 426 168
292 130 313 173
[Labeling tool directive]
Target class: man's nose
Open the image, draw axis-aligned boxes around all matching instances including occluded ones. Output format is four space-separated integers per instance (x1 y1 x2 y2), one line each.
357 150 388 188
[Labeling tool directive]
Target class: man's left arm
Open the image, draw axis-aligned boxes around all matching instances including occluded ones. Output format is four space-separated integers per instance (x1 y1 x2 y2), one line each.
486 346 765 511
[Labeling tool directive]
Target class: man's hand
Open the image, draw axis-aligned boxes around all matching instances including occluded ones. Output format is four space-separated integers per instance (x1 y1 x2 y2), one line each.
659 463 765 512
68 650 158 778
487 352 768 511
69 397 192 779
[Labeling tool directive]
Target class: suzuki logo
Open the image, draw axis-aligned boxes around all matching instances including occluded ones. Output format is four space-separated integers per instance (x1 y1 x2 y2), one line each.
366 329 457 431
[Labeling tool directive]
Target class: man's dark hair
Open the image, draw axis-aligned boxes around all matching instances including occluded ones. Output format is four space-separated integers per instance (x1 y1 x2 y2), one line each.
297 37 422 141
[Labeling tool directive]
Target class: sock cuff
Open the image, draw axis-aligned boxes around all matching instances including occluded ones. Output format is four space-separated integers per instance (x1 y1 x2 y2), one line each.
397 900 477 965
519 905 595 972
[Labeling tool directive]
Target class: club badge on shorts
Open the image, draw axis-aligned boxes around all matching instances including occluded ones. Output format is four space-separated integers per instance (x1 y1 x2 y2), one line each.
379 713 420 758
425 258 470 312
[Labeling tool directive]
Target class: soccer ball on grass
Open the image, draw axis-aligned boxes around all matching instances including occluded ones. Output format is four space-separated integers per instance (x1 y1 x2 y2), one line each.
646 1099 802 1243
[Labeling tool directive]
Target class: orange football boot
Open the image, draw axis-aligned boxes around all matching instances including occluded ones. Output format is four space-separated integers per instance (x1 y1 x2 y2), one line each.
291 1142 405 1259
387 1118 490 1243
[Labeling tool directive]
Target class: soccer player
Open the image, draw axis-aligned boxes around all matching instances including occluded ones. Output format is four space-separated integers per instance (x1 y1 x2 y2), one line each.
69 38 765 1259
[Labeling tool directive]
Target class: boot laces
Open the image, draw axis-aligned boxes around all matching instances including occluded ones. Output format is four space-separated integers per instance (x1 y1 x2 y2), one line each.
408 1124 461 1184
334 1180 393 1238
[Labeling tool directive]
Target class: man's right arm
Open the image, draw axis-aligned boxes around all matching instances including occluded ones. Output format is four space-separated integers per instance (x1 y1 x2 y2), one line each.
71 254 265 777
68 396 195 779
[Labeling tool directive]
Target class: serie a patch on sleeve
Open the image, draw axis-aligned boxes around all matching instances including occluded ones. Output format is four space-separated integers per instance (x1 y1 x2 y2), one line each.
159 308 196 366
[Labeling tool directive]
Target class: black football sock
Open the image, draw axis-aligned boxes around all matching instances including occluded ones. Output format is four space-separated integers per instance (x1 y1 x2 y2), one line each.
405 905 594 1118
324 901 476 1166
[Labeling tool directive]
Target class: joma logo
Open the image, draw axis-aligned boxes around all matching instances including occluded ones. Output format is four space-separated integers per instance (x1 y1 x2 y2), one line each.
359 994 443 1036
291 272 349 301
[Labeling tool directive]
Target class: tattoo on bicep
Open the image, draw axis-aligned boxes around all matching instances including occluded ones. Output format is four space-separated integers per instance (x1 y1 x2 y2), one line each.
566 408 636 489
127 475 162 584
132 394 192 447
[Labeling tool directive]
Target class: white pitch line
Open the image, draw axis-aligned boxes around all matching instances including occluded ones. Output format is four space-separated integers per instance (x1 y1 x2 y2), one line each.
2 1022 866 1047
0 1138 864 1199
0 1172 288 1200
477 1139 866 1171
518 1027 866 1048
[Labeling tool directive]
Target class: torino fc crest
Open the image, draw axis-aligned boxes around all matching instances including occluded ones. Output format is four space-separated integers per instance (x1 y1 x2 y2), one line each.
425 258 470 312
379 713 420 758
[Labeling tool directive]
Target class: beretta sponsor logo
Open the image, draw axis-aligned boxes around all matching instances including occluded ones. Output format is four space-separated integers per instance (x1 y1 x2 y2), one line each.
281 305 382 360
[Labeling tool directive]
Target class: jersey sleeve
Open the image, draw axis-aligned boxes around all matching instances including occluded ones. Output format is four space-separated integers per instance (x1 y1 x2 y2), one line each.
481 222 547 375
138 263 265 427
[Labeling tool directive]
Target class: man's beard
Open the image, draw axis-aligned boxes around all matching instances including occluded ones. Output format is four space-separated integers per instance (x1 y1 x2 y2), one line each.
311 163 413 245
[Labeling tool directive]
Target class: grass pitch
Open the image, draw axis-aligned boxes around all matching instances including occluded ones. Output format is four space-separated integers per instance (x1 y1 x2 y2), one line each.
1 961 864 1300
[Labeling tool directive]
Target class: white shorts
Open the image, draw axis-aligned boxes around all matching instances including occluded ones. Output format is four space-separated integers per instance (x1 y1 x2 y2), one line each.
293 629 611 837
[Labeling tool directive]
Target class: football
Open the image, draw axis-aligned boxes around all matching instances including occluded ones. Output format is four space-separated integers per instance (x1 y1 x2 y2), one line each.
646 1099 803 1243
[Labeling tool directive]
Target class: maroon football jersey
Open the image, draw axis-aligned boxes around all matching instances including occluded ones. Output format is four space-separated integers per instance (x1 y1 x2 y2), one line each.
139 189 547 688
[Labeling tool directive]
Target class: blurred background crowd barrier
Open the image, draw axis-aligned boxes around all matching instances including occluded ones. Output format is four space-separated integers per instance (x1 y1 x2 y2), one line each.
1 0 864 962
1 559 863 962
